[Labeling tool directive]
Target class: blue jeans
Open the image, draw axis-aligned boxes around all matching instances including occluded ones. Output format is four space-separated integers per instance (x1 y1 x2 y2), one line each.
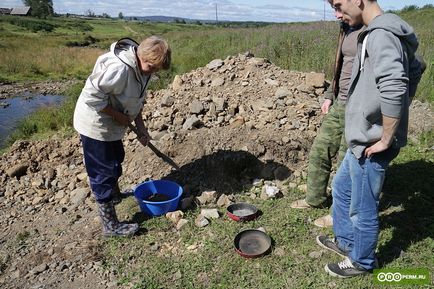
332 147 399 269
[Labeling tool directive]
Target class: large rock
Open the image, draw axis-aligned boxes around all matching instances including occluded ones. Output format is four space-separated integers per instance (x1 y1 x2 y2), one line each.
206 59 224 70
305 72 325 88
6 163 29 178
190 100 204 114
172 75 183 90
70 188 90 206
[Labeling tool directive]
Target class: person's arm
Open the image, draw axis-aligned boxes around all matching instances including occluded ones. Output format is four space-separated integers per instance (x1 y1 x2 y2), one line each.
364 115 399 157
101 105 130 126
364 30 407 157
321 85 334 114
133 110 151 146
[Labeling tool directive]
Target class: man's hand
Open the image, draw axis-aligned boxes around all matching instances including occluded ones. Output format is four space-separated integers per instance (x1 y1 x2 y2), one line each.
321 99 332 114
364 139 389 158
364 115 400 158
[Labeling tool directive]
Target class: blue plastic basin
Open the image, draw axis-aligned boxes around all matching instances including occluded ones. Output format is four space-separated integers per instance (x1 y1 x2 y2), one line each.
134 180 183 216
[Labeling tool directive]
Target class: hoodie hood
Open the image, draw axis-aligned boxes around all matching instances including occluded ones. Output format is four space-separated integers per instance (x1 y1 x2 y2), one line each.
363 13 419 55
110 38 142 80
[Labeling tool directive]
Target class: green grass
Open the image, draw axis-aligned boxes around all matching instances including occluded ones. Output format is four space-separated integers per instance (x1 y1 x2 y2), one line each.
99 131 434 288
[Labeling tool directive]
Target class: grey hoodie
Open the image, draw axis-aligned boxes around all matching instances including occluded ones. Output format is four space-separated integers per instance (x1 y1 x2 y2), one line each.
74 38 150 141
345 13 423 158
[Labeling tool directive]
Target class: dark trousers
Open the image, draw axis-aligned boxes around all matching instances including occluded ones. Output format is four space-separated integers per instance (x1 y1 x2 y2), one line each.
80 135 125 203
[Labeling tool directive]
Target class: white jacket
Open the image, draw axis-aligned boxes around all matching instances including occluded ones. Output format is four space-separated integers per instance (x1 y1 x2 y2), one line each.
73 38 150 141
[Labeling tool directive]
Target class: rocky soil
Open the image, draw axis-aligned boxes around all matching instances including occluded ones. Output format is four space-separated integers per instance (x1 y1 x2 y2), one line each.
0 80 78 99
0 53 432 289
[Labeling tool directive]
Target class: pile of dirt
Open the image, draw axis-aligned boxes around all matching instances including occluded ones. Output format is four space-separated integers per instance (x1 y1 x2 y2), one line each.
0 52 432 289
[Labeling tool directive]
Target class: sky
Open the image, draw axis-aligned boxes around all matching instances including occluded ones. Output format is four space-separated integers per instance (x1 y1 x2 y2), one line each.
2 0 434 22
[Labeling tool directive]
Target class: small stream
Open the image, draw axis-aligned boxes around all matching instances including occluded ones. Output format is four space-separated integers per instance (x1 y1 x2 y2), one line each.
0 94 65 148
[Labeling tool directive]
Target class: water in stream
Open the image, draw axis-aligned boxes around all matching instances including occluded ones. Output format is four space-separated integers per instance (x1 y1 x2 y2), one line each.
0 94 65 148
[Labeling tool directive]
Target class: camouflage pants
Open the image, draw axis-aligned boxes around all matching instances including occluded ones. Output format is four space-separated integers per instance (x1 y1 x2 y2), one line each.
306 102 347 207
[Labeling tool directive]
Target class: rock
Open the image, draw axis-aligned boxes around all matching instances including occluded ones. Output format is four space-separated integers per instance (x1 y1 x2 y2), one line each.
211 77 225 87
161 92 175 107
261 184 279 200
176 219 189 230
274 87 291 99
200 208 219 219
247 57 269 67
172 75 183 90
76 172 88 181
213 97 226 112
206 59 224 70
70 188 89 206
305 72 325 88
196 191 216 206
182 115 201 130
265 78 279 86
216 194 231 207
29 263 48 275
190 100 204 114
6 163 29 178
195 214 209 228
166 211 184 224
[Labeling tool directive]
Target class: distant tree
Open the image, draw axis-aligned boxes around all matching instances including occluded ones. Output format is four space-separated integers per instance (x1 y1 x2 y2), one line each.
195 20 202 25
22 0 54 18
401 5 418 12
422 4 433 9
85 9 96 17
118 12 124 19
102 13 111 19
175 18 186 24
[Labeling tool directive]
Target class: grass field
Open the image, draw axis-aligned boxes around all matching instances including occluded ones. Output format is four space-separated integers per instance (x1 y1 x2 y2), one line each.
0 6 433 288
104 130 433 288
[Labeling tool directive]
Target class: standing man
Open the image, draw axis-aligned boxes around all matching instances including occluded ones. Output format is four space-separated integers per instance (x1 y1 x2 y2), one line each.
316 0 423 278
290 1 363 229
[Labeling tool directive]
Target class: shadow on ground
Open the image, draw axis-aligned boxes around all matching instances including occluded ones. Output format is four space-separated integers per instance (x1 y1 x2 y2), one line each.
378 160 434 265
161 149 291 197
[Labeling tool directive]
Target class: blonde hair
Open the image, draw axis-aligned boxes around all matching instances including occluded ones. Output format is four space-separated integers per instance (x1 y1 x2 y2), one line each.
137 36 171 70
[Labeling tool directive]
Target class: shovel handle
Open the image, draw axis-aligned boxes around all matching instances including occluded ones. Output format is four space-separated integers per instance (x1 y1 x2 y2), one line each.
128 123 180 171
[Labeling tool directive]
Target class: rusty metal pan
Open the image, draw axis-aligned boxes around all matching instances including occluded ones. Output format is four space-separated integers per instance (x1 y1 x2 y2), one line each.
227 203 258 222
234 229 272 258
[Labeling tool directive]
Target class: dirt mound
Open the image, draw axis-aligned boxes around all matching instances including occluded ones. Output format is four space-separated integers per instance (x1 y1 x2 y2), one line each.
0 53 432 288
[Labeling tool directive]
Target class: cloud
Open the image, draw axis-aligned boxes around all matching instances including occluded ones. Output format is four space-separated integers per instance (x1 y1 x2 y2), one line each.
2 0 336 22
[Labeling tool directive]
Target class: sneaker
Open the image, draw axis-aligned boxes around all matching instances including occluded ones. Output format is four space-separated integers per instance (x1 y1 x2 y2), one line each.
325 257 369 278
290 199 312 209
316 235 348 257
314 214 333 228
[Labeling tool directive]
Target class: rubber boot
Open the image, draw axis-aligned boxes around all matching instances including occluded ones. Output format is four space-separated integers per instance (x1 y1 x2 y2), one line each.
97 201 139 237
112 182 122 205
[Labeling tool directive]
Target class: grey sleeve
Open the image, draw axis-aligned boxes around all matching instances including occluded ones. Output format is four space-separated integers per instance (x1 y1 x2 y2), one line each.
369 30 408 119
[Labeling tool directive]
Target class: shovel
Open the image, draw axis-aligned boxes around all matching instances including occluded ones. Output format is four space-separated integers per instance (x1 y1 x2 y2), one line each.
128 123 180 171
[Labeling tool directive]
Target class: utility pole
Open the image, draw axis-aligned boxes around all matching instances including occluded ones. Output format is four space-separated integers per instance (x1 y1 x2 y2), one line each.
215 3 219 25
323 0 326 21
